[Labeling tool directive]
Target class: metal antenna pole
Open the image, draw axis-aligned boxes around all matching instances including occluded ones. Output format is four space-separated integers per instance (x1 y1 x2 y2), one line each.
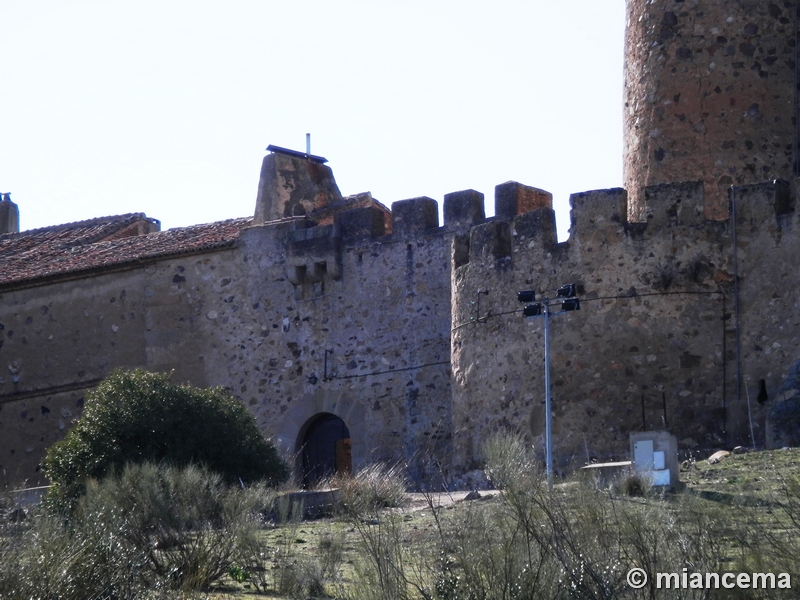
544 299 553 491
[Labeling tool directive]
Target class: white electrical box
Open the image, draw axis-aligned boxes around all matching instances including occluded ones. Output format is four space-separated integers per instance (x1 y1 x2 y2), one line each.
630 432 679 488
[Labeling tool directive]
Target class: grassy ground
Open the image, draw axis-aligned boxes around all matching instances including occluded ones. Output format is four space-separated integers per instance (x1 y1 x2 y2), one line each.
204 448 800 598
206 493 475 597
682 447 800 501
3 448 797 598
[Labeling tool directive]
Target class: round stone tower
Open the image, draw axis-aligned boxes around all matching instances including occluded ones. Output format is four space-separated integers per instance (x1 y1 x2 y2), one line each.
623 0 797 221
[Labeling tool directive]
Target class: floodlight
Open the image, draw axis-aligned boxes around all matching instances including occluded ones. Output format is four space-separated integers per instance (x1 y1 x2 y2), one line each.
523 303 543 317
561 298 580 311
518 290 536 303
557 284 576 298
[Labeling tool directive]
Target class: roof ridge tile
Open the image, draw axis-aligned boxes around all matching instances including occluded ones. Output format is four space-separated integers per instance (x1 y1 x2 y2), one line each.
0 213 152 241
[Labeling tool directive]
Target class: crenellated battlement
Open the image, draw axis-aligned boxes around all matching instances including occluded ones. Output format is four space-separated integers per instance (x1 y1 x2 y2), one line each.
444 190 485 231
449 174 800 470
6 167 800 491
270 161 799 310
280 178 558 251
451 178 798 275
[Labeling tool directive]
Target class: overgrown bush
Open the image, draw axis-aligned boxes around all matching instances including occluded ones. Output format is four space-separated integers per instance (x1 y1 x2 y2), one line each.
434 433 733 599
8 430 799 599
729 473 800 591
328 463 409 516
0 463 276 598
43 369 289 504
343 514 415 600
81 462 275 590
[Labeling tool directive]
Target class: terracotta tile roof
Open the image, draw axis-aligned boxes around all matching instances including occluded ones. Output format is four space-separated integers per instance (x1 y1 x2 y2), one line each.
0 213 251 288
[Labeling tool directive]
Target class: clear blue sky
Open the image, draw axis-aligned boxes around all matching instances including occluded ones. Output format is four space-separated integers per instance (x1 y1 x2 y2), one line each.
1 1 625 241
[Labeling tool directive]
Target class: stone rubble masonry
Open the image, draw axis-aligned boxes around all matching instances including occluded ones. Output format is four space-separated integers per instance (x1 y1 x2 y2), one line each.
0 162 446 486
443 189 485 232
4 0 800 488
391 197 440 238
623 0 797 222
451 177 798 472
3 169 796 487
495 181 553 219
0 177 477 488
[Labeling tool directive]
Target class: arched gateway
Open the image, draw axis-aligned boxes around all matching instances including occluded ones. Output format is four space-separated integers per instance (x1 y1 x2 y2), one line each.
298 413 352 487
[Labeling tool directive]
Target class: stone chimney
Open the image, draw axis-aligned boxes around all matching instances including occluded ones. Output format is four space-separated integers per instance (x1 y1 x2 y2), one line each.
0 193 19 235
253 146 343 225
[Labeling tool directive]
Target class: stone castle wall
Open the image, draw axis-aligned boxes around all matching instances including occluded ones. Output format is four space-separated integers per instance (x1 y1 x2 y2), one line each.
451 178 799 471
3 173 799 488
0 198 457 488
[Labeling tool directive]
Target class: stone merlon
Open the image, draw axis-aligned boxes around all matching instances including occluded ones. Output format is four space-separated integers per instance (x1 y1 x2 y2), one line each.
391 197 439 237
495 181 552 219
444 189 485 231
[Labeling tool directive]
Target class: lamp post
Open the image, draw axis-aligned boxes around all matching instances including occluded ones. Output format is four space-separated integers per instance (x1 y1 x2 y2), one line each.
518 284 580 491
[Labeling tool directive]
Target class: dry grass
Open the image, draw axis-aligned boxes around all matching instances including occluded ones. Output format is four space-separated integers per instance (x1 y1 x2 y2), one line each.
323 462 410 516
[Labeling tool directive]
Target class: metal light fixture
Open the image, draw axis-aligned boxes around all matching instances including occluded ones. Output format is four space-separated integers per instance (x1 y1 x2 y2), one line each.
515 282 582 491
561 298 580 312
557 283 576 298
523 303 543 317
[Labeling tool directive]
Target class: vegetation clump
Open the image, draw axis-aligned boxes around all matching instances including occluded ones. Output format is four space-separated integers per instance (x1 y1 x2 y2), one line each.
3 428 799 599
328 462 409 515
43 369 289 503
0 463 276 598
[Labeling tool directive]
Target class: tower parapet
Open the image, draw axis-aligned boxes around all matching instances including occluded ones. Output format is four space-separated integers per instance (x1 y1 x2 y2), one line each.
568 188 627 245
391 197 439 238
644 181 705 229
495 181 552 218
336 206 388 241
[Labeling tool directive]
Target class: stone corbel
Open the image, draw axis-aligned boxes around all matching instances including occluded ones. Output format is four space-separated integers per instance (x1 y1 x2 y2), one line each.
286 265 304 286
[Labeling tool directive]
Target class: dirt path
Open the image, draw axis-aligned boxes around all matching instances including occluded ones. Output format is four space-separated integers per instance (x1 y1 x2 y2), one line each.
403 490 496 512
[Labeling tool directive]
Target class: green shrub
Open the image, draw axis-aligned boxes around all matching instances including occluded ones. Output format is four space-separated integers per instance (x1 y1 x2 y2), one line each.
329 466 418 600
0 493 158 599
43 369 289 503
481 429 539 491
435 432 734 600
